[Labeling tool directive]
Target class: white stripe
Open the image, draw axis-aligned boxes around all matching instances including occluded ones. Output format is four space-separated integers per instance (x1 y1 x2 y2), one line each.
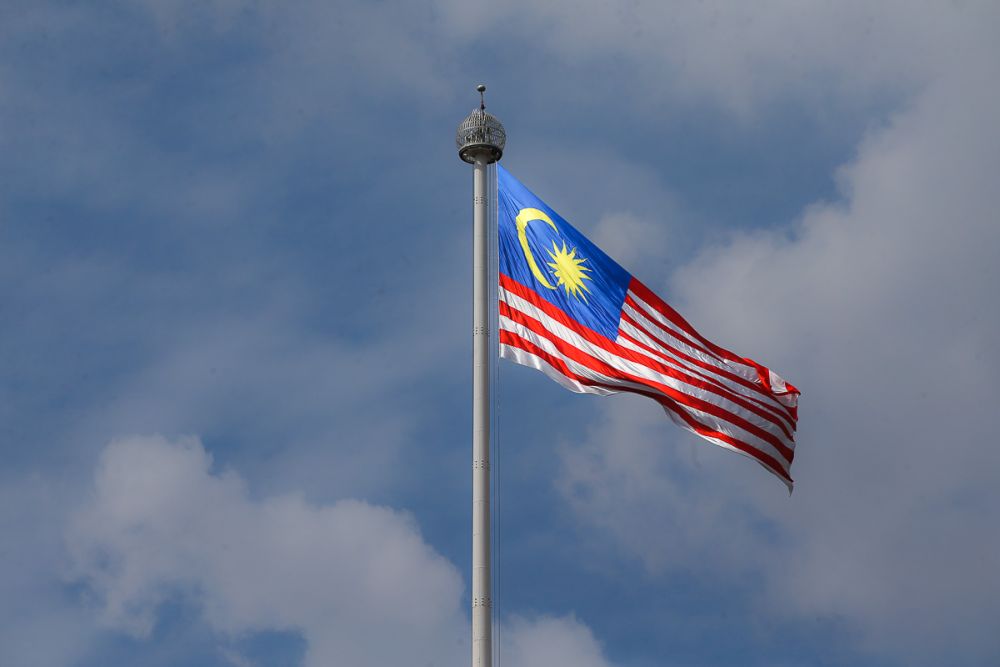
499 308 793 469
622 297 799 413
500 290 794 450
622 300 757 385
627 291 761 379
616 319 795 430
615 325 787 419
501 316 649 394
502 323 791 477
499 343 615 396
626 291 724 359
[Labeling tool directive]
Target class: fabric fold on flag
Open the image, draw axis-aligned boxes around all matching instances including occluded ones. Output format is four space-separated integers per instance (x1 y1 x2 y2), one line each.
497 164 800 489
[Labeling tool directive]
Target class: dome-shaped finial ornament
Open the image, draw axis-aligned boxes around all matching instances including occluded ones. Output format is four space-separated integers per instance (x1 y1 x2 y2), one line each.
457 84 505 164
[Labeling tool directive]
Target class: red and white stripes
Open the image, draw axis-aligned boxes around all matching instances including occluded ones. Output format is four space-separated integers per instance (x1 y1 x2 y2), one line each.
498 273 799 488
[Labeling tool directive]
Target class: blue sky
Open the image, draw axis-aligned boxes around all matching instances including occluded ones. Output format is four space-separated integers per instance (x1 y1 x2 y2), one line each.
2 2 999 666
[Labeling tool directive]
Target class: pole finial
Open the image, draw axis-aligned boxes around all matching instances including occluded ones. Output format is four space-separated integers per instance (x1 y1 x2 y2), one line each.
456 84 505 164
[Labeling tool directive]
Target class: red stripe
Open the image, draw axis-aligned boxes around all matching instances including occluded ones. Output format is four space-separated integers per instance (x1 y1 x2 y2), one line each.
622 302 783 407
499 330 793 484
625 297 725 367
503 297 795 445
499 296 794 464
616 326 796 432
499 330 597 390
629 278 801 398
499 278 795 452
629 278 744 364
618 309 797 426
622 296 719 363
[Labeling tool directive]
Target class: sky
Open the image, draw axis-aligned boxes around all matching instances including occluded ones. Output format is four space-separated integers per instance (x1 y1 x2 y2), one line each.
1 1 999 666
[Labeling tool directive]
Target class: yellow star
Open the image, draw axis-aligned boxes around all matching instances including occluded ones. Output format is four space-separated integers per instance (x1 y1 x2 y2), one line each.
546 241 592 302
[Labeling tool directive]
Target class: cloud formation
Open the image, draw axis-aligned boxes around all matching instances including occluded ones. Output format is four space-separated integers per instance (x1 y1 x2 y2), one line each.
68 435 468 666
553 1 1000 663
3 0 997 665
436 0 989 114
68 436 618 667
503 614 612 667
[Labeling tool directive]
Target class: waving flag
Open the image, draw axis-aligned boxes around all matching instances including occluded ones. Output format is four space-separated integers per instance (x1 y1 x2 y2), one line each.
497 165 800 488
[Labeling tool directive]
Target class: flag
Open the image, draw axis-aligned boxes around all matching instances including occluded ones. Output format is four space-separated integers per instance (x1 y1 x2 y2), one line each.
497 165 800 488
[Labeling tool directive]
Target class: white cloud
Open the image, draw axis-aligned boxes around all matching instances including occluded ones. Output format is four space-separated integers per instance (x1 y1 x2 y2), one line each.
91 310 448 501
7 0 997 664
557 395 771 576
67 436 622 667
590 211 675 277
436 0 996 117
67 435 468 667
0 476 97 667
554 2 1000 663
503 614 613 667
675 49 1000 657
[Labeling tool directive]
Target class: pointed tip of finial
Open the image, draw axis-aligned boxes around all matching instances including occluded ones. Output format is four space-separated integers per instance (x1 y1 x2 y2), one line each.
477 84 486 110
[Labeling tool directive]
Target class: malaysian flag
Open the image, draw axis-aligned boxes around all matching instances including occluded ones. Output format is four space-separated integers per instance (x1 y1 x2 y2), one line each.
497 165 800 488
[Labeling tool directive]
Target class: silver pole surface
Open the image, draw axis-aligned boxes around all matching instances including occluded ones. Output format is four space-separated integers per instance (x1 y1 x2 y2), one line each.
471 154 492 667
455 85 505 667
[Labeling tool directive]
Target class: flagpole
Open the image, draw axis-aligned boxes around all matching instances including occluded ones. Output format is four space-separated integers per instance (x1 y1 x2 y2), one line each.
457 84 506 667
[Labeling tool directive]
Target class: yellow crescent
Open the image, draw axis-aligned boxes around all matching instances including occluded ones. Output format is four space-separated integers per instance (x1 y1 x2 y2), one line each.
515 207 558 290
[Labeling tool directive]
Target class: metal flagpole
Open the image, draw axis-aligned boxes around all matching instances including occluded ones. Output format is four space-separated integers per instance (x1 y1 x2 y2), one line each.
456 84 506 667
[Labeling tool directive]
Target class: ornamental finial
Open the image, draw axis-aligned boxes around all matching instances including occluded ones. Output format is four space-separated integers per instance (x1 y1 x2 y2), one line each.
456 84 505 164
